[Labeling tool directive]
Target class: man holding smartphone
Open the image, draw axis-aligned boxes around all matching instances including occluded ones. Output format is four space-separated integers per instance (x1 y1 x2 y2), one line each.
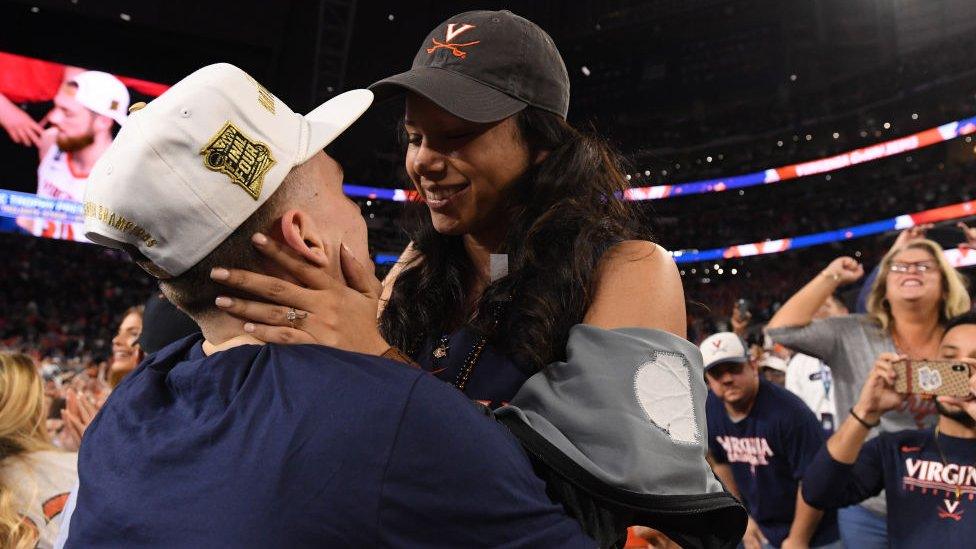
803 311 976 547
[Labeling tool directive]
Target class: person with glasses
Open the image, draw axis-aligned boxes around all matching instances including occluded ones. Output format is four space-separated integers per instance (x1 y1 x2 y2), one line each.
701 332 840 549
803 312 976 548
765 237 971 548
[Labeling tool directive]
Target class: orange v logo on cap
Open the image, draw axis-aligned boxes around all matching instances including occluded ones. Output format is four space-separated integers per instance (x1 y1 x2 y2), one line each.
427 23 480 59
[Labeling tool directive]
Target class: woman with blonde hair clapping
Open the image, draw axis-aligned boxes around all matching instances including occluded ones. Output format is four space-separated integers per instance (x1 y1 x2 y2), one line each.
0 353 76 549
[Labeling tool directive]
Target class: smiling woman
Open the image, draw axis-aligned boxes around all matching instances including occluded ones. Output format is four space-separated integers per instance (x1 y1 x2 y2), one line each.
766 234 971 548
108 305 143 387
207 9 748 547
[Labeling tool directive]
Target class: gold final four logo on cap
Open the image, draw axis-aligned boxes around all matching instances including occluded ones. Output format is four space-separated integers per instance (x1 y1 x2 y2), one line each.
200 122 276 200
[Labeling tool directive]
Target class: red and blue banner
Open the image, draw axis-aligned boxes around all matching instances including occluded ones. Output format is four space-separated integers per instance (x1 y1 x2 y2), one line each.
344 114 976 203
669 200 976 264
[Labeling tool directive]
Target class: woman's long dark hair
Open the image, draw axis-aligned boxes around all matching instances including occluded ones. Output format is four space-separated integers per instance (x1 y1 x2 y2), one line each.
379 107 652 370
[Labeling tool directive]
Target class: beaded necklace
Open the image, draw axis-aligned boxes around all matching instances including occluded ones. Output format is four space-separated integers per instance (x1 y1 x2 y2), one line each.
431 303 505 391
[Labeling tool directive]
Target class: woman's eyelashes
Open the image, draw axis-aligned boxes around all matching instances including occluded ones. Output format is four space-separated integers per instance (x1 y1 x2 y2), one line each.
405 130 478 147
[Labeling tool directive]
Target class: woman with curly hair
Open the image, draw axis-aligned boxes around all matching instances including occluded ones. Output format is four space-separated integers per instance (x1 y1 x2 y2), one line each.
0 353 76 549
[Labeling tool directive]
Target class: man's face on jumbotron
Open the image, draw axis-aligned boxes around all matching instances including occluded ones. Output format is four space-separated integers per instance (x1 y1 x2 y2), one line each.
48 83 102 152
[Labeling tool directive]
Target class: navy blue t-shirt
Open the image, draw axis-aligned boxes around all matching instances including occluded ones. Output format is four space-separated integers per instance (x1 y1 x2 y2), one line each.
804 428 976 548
66 335 593 548
706 379 838 547
416 328 533 408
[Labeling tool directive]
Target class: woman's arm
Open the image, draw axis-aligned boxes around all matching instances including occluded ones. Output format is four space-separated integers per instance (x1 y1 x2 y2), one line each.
582 241 685 338
378 241 419 318
767 256 863 329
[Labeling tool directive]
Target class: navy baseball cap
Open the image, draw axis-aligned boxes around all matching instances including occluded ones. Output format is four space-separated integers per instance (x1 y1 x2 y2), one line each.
369 10 570 123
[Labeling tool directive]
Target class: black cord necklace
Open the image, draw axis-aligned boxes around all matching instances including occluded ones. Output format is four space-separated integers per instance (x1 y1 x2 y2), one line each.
430 302 505 392
933 424 970 500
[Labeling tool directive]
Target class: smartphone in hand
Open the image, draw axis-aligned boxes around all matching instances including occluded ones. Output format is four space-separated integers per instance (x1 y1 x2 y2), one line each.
893 359 971 398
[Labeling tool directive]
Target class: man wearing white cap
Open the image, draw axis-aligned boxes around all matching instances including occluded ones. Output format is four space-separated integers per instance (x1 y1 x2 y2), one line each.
701 332 840 549
37 70 129 201
57 63 593 547
23 71 130 240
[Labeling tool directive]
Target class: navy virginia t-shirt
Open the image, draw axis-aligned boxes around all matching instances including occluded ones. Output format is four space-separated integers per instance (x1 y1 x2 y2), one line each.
706 379 838 547
66 335 593 548
804 428 976 548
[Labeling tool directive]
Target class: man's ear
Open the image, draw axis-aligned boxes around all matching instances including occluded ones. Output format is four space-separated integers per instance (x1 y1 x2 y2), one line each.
93 114 114 134
279 209 325 264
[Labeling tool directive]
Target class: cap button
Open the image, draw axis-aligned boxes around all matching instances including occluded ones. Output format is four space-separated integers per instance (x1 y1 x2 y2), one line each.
128 102 147 113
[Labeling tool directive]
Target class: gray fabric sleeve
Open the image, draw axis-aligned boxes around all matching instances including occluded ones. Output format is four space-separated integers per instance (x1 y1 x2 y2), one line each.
765 315 860 364
495 324 724 497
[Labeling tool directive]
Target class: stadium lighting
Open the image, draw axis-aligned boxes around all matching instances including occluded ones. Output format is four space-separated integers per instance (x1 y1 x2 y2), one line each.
805 134 812 141
581 66 591 76
832 132 839 139
776 140 783 147
644 170 651 176
713 264 720 270
789 74 797 81
388 14 395 21
706 156 713 162
883 122 891 129
662 170 668 176
912 113 919 120
626 174 631 180
731 269 738 275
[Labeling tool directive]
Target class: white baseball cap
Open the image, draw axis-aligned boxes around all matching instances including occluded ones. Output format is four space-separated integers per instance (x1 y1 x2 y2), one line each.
68 71 130 125
699 332 748 372
759 353 788 373
83 63 373 277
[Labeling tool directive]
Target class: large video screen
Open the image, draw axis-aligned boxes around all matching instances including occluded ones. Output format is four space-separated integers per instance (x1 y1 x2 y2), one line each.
0 51 168 242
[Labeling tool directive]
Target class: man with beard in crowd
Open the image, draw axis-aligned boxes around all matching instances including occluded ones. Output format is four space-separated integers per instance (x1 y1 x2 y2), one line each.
804 311 976 547
19 70 129 240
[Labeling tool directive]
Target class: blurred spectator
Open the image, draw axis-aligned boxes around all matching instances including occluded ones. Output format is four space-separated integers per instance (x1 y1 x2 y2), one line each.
0 353 76 549
701 332 839 549
786 295 848 435
766 236 971 547
107 306 143 388
803 312 976 547
759 353 788 386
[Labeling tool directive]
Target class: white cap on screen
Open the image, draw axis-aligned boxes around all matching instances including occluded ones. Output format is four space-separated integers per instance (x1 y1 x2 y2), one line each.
82 63 373 277
69 71 131 125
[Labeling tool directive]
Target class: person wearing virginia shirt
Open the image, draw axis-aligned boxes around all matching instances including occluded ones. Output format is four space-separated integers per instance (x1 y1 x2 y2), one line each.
702 332 840 549
803 311 976 548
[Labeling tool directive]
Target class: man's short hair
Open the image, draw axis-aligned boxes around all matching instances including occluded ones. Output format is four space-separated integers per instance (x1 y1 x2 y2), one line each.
157 161 310 318
945 311 976 334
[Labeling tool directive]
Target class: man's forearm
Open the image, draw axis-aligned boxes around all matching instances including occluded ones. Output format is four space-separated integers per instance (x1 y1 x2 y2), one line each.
826 404 876 464
709 459 741 500
787 484 823 544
